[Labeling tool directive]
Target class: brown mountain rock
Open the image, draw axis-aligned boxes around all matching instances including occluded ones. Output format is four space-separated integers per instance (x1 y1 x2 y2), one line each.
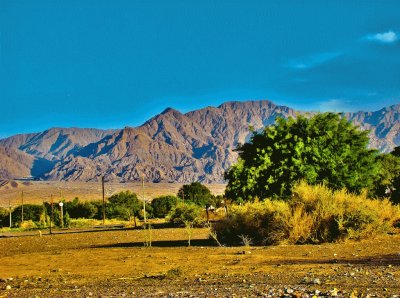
0 100 399 182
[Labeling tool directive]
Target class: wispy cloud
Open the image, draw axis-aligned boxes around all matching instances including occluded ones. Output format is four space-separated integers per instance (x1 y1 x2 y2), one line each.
285 52 342 70
365 30 398 43
318 99 355 112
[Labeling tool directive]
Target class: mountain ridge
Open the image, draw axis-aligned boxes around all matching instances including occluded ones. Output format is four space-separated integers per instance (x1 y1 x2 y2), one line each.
0 100 399 182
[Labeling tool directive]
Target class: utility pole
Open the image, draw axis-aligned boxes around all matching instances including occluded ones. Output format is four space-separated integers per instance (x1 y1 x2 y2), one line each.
59 202 64 229
21 191 24 223
142 174 146 224
102 176 105 225
9 197 12 228
50 194 53 234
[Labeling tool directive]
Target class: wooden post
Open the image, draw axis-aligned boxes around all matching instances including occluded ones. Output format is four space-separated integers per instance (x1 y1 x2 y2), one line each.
21 191 24 223
9 198 12 228
142 174 146 224
102 176 105 225
59 202 64 229
50 194 53 234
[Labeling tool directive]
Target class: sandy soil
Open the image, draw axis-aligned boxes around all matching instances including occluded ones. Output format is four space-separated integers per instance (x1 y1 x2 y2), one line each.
0 181 226 206
0 227 399 297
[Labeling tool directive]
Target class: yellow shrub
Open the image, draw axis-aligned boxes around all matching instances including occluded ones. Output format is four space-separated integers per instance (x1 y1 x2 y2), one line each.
214 182 400 245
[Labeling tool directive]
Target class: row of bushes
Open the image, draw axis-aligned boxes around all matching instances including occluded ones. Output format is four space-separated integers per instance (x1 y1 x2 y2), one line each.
0 194 208 228
213 182 400 245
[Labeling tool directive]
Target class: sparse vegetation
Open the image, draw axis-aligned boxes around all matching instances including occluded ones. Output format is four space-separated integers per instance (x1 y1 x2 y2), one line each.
168 203 204 226
143 223 153 247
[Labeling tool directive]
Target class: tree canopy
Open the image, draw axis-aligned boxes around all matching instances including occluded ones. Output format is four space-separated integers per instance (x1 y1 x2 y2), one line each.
225 113 379 201
151 195 178 218
372 147 400 204
107 191 141 221
177 182 213 207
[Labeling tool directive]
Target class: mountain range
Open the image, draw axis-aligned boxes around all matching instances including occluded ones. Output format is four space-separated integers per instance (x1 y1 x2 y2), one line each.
0 100 399 183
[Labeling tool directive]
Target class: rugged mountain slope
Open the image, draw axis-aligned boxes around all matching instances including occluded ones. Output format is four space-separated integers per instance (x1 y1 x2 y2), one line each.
0 146 34 179
1 100 399 182
344 104 400 152
0 128 116 179
0 128 116 161
43 101 303 182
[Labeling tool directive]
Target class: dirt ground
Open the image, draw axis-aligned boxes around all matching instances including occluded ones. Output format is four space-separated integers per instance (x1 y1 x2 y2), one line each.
0 227 399 297
0 180 226 206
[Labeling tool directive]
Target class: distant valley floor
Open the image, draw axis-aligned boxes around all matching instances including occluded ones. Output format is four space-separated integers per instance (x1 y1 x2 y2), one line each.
0 180 226 206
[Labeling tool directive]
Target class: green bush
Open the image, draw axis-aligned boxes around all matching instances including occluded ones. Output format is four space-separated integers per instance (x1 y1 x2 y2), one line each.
214 182 400 245
151 195 178 218
0 207 9 228
64 198 98 219
11 204 43 224
168 203 204 226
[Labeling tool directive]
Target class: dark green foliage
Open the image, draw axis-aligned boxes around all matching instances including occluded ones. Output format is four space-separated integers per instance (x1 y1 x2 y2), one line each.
64 211 71 228
151 195 178 218
177 182 213 207
64 198 98 219
0 207 9 227
53 208 61 227
87 200 104 220
12 204 43 223
225 113 379 201
389 146 400 204
392 146 400 158
372 153 400 203
107 191 141 221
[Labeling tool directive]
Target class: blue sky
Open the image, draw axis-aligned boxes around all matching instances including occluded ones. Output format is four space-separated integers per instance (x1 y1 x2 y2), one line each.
1 0 400 138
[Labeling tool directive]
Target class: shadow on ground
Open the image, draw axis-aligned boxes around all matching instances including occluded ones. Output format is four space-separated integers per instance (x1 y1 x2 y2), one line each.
91 239 216 248
261 255 400 267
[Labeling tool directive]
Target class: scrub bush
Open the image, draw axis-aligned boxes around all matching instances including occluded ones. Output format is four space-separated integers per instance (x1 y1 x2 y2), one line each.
214 182 400 245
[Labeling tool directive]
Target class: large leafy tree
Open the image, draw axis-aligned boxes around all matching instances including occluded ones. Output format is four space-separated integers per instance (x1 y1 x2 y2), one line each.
151 195 178 218
225 113 379 201
107 191 142 222
177 182 213 207
373 147 400 204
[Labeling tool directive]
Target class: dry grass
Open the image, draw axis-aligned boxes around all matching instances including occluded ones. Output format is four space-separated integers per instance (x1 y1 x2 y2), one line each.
214 182 400 245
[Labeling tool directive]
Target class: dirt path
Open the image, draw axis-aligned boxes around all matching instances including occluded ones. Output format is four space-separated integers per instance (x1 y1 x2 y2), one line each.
1 228 399 297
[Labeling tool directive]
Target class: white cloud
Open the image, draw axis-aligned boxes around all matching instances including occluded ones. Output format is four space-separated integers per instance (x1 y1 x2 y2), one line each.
318 99 355 112
286 52 341 70
366 30 398 43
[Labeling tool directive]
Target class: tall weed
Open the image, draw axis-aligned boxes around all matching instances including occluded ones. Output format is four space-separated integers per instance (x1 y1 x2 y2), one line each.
214 182 400 245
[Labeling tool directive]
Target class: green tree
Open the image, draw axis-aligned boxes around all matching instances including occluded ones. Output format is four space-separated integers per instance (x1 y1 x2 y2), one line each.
0 207 9 228
384 147 400 204
107 191 141 222
372 153 400 200
392 146 400 158
225 113 379 201
168 203 203 226
151 195 178 218
177 182 213 207
12 204 43 223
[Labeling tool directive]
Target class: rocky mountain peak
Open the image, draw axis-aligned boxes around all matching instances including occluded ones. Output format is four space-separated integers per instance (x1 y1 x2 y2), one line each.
0 100 399 182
